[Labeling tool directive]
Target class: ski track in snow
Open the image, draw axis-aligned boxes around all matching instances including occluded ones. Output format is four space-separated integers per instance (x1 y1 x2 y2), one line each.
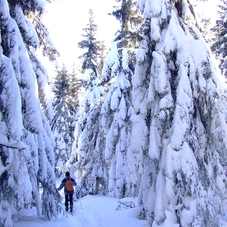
15 195 147 227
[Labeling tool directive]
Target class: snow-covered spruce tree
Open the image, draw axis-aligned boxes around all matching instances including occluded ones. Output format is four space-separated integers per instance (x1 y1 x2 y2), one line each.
68 69 104 195
212 0 227 79
29 10 59 122
78 9 103 77
132 0 227 226
30 53 54 122
67 10 105 195
68 64 81 112
109 0 143 72
93 0 143 198
51 64 76 176
69 0 142 197
0 0 60 226
101 44 134 198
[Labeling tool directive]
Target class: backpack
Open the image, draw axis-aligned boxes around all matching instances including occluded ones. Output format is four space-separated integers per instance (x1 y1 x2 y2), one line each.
65 179 74 192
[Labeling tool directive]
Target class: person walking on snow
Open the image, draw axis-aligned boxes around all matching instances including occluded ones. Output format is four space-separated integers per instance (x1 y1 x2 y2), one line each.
58 171 77 213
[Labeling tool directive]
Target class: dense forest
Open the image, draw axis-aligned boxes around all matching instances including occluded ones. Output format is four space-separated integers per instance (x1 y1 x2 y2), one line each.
1 0 227 226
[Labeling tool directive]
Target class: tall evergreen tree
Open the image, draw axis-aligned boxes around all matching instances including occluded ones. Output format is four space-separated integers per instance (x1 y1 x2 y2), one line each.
51 64 76 175
32 10 59 62
30 53 54 122
71 0 143 198
91 1 143 197
101 47 133 198
111 0 143 46
102 0 143 86
68 68 104 195
78 9 103 77
21 4 59 121
110 0 143 71
0 0 60 226
212 0 227 78
132 0 227 226
68 64 81 112
68 9 106 192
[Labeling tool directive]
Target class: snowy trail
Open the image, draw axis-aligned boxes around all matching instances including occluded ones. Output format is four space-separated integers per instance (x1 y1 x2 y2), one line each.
15 195 147 227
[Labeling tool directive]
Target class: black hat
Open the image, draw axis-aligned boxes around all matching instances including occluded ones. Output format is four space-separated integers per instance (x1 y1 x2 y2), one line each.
65 171 70 177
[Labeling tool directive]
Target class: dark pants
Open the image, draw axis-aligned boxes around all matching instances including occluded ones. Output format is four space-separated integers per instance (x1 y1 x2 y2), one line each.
65 194 73 212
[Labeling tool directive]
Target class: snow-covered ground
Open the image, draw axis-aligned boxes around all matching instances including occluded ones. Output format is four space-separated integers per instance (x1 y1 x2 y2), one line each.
15 195 147 227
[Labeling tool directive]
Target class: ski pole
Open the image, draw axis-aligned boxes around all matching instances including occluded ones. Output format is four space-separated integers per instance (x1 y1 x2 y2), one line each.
75 186 83 210
78 197 83 210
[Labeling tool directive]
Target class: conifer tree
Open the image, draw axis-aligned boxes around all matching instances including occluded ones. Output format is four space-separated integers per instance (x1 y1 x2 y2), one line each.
132 0 227 226
30 52 54 122
73 0 143 198
77 0 142 197
95 0 142 198
212 0 227 78
24 6 59 121
101 47 133 198
51 64 76 174
67 9 105 192
68 68 104 195
68 64 81 112
110 0 143 71
111 0 143 45
78 9 104 77
0 0 60 225
32 11 59 62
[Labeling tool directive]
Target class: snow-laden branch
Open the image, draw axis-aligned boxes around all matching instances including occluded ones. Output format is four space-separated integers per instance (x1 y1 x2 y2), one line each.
0 132 25 149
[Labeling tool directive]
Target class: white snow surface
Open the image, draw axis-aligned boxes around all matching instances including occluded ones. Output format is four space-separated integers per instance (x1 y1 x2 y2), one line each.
15 195 147 227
